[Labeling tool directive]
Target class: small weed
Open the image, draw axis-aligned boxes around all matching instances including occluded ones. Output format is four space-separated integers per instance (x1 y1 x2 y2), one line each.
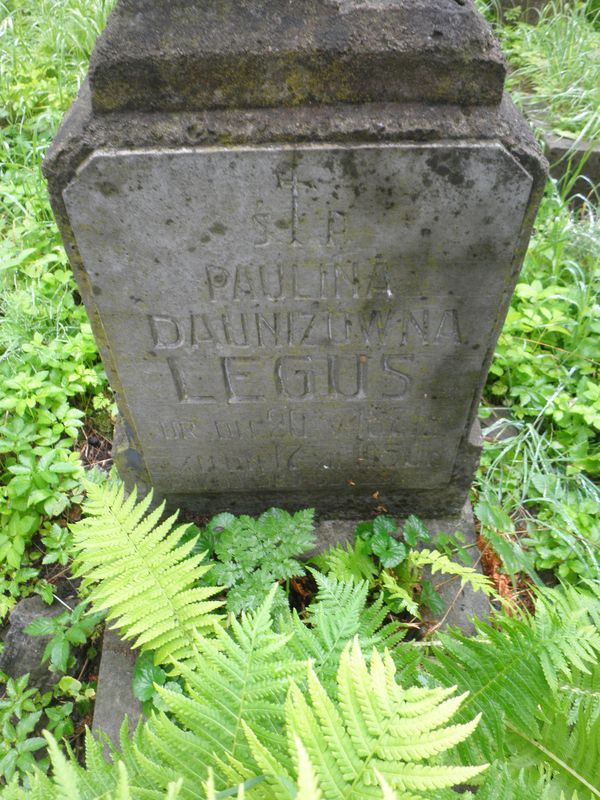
24 601 104 674
194 508 316 614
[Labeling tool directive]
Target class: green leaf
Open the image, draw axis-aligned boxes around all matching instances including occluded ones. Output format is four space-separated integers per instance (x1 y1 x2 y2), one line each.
475 500 515 534
50 638 70 672
19 737 46 754
132 652 167 702
66 625 88 645
24 617 57 637
403 515 430 547
371 532 407 568
58 676 82 695
372 515 397 538
420 579 446 616
354 521 374 540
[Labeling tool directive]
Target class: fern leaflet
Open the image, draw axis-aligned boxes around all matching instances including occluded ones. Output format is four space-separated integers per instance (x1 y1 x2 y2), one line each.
408 549 496 597
424 581 600 795
117 587 306 795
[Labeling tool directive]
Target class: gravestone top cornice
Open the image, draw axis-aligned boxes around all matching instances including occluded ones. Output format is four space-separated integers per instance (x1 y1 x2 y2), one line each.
89 0 506 113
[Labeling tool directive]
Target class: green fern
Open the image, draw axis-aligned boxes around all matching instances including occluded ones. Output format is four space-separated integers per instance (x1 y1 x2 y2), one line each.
424 582 600 796
408 550 496 598
533 582 600 691
4 484 597 799
280 571 412 692
241 638 486 800
509 702 600 799
71 481 223 663
563 664 600 730
2 603 483 800
311 539 377 582
468 762 567 800
115 586 306 795
379 572 420 618
0 733 183 800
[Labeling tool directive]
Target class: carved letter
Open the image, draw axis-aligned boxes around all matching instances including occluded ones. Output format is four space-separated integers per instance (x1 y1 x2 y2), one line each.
222 357 264 402
275 356 315 399
259 264 284 299
382 354 411 398
149 315 184 350
221 313 250 346
359 310 391 345
328 354 367 399
191 314 218 346
402 310 429 346
256 313 283 346
334 262 359 298
206 266 230 300
327 210 347 245
167 357 216 403
252 213 270 247
233 267 256 300
366 258 393 298
435 309 462 345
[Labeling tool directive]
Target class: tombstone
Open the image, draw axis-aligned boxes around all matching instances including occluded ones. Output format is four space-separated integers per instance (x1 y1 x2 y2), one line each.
44 0 546 519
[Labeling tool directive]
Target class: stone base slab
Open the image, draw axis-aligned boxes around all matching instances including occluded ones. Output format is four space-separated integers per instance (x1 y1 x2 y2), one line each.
92 627 141 745
311 500 489 634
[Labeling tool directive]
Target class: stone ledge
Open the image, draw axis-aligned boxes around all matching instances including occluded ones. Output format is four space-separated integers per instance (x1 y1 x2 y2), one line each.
545 134 600 205
89 0 506 113
92 627 141 745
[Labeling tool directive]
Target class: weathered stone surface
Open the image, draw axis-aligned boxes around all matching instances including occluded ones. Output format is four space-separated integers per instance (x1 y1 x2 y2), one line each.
89 0 506 113
0 597 63 692
64 141 530 516
44 0 547 520
92 628 141 743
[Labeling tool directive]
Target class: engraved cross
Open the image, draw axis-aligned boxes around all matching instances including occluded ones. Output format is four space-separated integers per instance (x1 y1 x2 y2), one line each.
276 165 316 246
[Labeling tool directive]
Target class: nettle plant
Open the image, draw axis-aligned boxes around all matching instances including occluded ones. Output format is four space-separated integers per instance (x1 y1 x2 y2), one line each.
3 480 600 800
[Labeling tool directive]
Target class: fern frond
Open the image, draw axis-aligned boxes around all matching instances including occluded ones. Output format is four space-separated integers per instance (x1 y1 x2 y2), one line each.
507 693 600 799
245 638 486 800
311 539 377 582
71 482 223 663
119 587 306 794
380 572 420 618
424 582 600 773
409 549 496 597
0 733 180 800
280 571 411 692
473 762 563 800
533 582 600 690
294 736 323 800
563 664 600 730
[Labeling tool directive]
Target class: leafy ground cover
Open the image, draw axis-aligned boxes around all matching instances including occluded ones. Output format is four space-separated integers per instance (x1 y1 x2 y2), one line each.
472 2 600 586
0 0 599 792
3 482 600 798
